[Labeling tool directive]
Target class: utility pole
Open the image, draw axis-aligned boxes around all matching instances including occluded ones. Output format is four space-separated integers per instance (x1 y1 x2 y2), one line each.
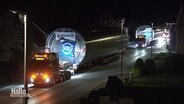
32 22 48 39
120 18 125 78
9 10 28 104
151 23 153 59
120 50 123 78
23 14 28 104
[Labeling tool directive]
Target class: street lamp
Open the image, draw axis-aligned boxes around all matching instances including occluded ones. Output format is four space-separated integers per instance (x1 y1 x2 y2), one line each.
9 10 28 104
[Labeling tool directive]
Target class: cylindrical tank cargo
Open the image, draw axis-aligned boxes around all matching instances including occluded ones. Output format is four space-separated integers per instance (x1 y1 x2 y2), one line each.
46 28 86 66
79 29 125 65
46 28 126 70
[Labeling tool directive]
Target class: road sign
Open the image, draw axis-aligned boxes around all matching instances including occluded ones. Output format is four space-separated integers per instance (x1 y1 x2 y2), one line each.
55 32 76 41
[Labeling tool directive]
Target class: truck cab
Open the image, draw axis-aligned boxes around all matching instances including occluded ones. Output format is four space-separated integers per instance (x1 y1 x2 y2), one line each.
135 34 148 48
135 37 146 48
29 53 67 86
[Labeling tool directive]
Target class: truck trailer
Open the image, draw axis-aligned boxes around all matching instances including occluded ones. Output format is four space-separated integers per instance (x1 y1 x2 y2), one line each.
46 28 129 72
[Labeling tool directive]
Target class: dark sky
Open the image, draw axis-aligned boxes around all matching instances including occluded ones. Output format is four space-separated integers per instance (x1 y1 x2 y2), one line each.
25 1 182 17
1 0 183 31
2 0 182 17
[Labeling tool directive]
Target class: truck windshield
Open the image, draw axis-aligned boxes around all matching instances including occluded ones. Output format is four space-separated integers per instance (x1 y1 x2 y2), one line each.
31 60 50 71
136 38 145 41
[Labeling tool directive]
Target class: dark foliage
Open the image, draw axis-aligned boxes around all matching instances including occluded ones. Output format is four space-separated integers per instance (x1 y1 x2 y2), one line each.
164 54 184 74
145 59 156 74
134 58 145 74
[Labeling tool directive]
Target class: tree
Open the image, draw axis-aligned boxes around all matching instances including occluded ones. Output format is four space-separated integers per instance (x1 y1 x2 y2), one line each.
176 5 184 54
133 58 145 75
0 11 24 62
0 10 35 81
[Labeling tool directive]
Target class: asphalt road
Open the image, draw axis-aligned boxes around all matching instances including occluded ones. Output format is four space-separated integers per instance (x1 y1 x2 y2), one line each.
0 39 168 104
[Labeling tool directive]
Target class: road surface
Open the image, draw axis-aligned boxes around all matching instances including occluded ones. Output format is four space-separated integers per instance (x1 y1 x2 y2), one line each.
0 39 168 104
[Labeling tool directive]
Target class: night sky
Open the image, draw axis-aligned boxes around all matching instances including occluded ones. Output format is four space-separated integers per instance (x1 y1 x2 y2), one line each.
1 0 183 31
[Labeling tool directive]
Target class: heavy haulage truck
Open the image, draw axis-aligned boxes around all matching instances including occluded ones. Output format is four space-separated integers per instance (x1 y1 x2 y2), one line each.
29 52 71 87
135 25 154 48
46 28 129 72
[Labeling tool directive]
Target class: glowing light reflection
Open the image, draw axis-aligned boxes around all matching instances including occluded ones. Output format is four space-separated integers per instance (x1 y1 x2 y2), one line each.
141 49 146 56
71 74 84 79
157 37 165 47
29 91 53 104
134 51 140 57
16 83 34 88
86 36 121 43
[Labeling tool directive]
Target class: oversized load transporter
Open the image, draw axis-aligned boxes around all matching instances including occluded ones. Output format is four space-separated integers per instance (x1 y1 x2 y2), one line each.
135 25 154 48
46 28 128 73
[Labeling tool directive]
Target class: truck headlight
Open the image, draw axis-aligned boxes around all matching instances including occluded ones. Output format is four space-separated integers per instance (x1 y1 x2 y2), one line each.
43 74 48 79
45 78 50 83
30 78 34 83
43 74 50 83
31 74 36 79
30 74 37 83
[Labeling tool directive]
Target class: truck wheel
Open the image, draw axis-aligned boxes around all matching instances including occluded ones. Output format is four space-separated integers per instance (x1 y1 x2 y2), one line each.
67 71 71 79
61 74 67 81
64 71 71 80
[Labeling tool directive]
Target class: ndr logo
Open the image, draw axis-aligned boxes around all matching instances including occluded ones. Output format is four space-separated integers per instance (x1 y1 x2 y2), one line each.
10 88 30 97
62 43 73 55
